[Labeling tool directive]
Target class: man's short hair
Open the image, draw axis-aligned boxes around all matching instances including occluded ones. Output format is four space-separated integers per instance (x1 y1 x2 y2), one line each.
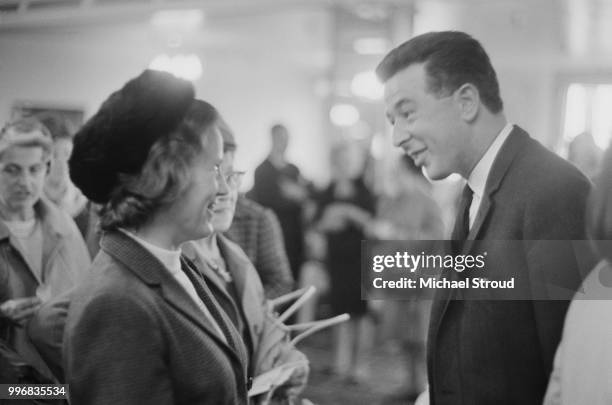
0 117 53 158
376 31 503 114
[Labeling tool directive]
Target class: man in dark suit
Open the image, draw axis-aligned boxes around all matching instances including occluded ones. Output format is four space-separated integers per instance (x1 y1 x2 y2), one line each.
376 31 593 405
249 124 308 281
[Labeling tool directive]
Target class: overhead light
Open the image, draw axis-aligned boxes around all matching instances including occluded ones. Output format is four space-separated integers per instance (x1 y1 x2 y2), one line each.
150 9 204 30
149 53 203 81
353 37 390 55
330 104 360 127
354 4 389 21
350 71 383 100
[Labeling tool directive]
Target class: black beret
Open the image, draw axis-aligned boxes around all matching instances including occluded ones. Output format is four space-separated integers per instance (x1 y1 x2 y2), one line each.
69 70 195 204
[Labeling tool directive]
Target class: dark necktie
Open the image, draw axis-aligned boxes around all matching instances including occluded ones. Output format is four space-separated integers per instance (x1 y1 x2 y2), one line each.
180 257 237 352
451 185 473 254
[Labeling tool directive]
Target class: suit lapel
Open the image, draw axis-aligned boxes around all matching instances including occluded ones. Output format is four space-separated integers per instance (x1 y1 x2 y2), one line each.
218 235 264 347
463 126 528 253
100 232 244 367
429 127 530 356
181 241 243 328
159 270 243 359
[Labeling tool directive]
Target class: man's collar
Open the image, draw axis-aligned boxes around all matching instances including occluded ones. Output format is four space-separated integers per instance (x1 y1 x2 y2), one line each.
467 123 513 198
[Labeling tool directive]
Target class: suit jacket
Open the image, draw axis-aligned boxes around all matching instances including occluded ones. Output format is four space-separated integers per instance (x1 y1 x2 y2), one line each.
183 235 307 379
183 235 266 371
64 231 249 405
248 159 305 276
427 126 594 405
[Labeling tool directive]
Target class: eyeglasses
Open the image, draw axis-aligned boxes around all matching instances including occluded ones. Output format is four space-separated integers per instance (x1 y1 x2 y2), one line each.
224 170 245 188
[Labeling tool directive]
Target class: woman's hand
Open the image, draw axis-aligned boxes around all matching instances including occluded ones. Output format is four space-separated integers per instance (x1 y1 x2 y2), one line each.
273 351 310 401
0 297 42 325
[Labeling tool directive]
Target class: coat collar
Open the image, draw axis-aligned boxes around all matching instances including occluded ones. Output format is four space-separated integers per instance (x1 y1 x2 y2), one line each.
181 237 243 327
100 231 247 371
429 126 531 357
0 198 72 241
463 125 529 250
0 198 74 283
182 234 265 347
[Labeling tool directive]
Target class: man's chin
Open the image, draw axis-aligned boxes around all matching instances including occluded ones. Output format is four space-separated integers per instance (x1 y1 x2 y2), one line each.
422 166 452 181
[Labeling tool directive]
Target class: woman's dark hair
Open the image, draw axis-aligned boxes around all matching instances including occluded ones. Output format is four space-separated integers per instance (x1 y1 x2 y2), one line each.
99 99 219 231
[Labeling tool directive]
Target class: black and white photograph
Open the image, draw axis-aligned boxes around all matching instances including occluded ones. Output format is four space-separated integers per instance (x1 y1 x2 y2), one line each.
1 0 611 404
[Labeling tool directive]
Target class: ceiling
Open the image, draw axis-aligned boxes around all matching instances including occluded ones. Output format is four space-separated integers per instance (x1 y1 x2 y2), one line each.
2 0 612 61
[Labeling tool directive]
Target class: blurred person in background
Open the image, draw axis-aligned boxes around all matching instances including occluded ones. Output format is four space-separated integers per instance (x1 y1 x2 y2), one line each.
372 155 444 241
0 117 90 382
182 116 308 402
567 131 603 181
64 70 249 404
227 195 295 298
371 155 444 403
37 113 100 257
543 144 612 405
315 141 376 382
37 113 88 229
249 124 309 282
295 229 330 324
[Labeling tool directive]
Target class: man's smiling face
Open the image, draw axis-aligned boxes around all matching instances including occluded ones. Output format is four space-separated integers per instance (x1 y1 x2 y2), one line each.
384 62 471 180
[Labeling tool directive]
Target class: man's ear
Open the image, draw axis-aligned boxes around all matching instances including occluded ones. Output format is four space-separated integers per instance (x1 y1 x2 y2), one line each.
454 83 480 122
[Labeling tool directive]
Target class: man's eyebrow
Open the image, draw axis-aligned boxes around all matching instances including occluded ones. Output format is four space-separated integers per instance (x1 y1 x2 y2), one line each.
393 99 413 110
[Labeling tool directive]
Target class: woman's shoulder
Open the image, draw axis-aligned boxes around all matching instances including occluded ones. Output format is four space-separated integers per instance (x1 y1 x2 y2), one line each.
73 251 156 308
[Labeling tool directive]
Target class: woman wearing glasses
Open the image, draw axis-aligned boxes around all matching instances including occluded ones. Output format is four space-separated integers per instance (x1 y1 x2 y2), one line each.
182 117 309 403
63 70 249 404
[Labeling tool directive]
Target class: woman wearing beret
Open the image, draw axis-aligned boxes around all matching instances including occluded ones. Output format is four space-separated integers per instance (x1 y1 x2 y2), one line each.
63 70 249 405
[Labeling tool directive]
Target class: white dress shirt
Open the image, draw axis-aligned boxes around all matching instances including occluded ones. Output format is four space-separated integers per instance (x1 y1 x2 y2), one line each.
466 123 513 228
120 229 226 342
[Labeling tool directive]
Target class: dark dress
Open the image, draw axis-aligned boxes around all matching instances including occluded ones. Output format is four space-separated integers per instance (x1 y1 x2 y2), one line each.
317 178 375 316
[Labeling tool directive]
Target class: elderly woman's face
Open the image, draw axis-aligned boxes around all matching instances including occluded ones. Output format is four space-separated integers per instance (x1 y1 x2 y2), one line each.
170 125 227 241
0 137 48 218
211 151 238 233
